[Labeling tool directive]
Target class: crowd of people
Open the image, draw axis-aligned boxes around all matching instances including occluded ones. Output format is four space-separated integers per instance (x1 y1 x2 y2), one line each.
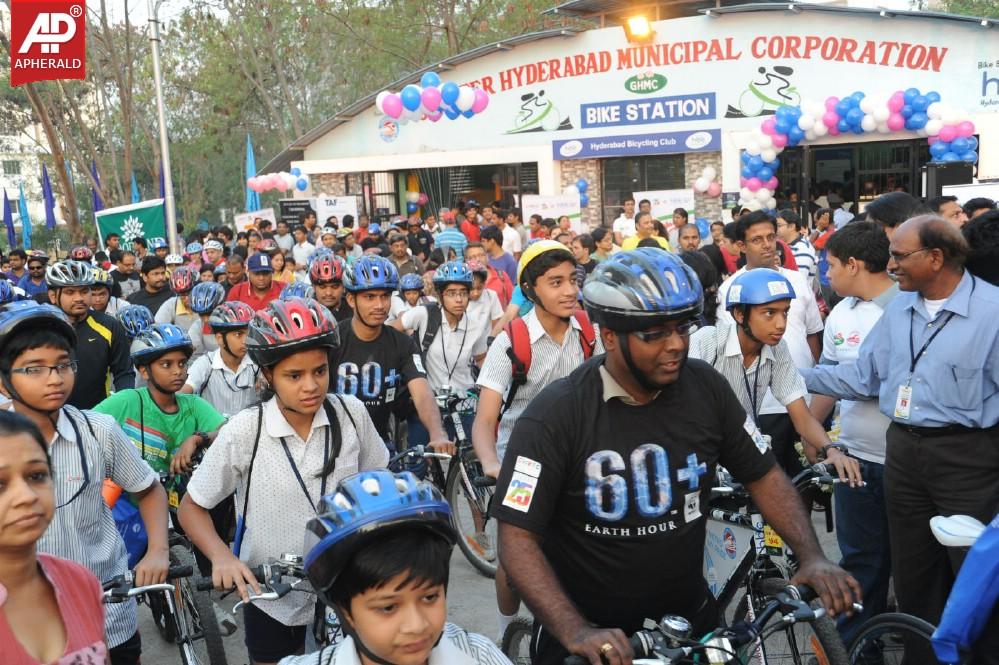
0 189 996 665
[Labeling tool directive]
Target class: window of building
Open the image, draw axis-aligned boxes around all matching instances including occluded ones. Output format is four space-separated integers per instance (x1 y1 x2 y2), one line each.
2 160 21 176
366 171 398 217
601 155 684 224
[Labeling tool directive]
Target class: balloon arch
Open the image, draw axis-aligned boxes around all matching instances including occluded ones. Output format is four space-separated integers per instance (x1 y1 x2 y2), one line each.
737 87 979 211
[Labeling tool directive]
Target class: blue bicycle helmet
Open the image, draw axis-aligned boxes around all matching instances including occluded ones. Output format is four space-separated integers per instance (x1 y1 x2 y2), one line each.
130 323 194 366
368 223 382 236
308 247 334 265
725 269 796 311
280 281 316 300
185 242 203 256
0 301 75 352
117 304 155 339
398 273 424 294
303 470 456 606
343 255 399 293
582 247 703 332
149 237 168 251
432 261 473 289
189 281 226 315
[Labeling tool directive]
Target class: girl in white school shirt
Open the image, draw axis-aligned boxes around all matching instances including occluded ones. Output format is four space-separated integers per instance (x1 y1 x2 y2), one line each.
179 297 388 665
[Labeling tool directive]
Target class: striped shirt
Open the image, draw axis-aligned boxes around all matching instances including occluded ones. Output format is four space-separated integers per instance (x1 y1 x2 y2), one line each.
789 238 818 287
688 322 807 421
477 309 604 461
185 349 261 418
32 405 158 648
278 623 511 665
435 227 468 260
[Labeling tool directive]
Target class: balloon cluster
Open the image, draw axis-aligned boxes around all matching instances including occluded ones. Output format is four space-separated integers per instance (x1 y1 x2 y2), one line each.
376 72 489 124
563 179 590 207
692 166 722 198
405 190 429 214
247 167 310 193
739 88 979 211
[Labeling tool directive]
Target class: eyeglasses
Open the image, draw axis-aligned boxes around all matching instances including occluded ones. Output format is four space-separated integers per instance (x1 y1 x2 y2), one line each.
631 321 695 343
442 289 469 299
888 247 931 263
11 360 79 379
28 265 45 271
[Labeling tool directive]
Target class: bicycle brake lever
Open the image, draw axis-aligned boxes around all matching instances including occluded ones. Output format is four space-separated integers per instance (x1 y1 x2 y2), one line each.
232 591 280 613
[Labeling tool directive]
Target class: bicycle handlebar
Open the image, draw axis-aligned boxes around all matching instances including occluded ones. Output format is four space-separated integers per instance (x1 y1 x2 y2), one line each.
387 445 452 469
102 565 194 602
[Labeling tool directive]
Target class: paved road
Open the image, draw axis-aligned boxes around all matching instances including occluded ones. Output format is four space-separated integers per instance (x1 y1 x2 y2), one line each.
139 513 841 664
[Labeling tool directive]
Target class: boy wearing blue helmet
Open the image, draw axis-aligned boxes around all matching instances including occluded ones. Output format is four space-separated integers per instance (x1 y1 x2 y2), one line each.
278 470 510 665
689 268 861 484
388 272 429 322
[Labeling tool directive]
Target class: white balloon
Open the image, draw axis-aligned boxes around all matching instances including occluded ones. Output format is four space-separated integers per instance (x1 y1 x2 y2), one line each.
745 140 762 156
563 184 579 196
757 134 774 149
761 148 778 162
860 98 875 114
766 197 778 210
813 123 829 137
805 129 817 141
375 91 391 114
873 107 890 123
916 128 928 137
924 119 943 136
740 187 754 201
797 114 815 131
877 122 891 134
455 86 475 112
694 177 710 193
751 127 765 142
943 108 962 126
702 166 717 181
861 115 877 132
755 187 772 203
926 102 944 119
744 200 763 212
282 173 297 190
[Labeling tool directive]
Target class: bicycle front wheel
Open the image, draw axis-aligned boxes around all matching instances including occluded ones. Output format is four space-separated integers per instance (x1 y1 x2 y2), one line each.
445 453 497 578
847 613 938 665
501 616 534 665
171 546 229 665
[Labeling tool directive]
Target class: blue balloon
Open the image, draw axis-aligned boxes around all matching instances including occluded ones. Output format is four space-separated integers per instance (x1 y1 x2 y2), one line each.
580 194 590 207
407 201 419 213
835 100 852 117
775 105 793 120
296 178 308 191
851 92 865 104
420 72 441 89
903 87 920 103
788 126 805 143
443 107 459 120
929 141 950 158
900 104 914 119
787 106 802 120
926 91 941 103
837 119 851 133
774 119 792 134
911 95 929 112
960 151 979 164
576 179 588 193
747 156 764 172
757 166 774 181
950 137 970 154
741 151 752 165
909 112 928 129
290 167 302 177
851 124 865 135
440 82 460 106
741 166 755 179
967 136 979 150
941 152 960 162
846 108 864 125
696 217 710 238
767 158 781 171
401 85 422 112
462 109 475 118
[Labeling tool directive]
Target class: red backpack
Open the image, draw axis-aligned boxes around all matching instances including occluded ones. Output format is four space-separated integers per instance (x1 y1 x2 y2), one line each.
501 309 596 415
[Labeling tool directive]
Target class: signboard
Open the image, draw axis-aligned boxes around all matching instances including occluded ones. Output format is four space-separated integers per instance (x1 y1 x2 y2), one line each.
94 199 165 248
941 181 999 202
632 189 696 233
580 93 715 129
521 194 583 233
315 195 360 225
233 207 277 232
553 129 720 160
278 198 316 224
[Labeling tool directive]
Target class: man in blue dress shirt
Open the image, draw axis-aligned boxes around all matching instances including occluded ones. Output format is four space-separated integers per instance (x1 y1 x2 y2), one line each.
802 214 999 663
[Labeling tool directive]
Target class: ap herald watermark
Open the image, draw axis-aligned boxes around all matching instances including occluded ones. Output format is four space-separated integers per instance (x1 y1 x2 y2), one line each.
10 0 86 86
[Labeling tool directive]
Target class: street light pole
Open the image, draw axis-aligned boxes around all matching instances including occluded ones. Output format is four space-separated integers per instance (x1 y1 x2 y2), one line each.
148 0 179 253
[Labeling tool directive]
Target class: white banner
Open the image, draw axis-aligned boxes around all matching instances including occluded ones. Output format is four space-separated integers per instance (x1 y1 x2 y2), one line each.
941 181 999 203
315 195 360 225
632 189 695 234
233 207 277 232
522 194 583 233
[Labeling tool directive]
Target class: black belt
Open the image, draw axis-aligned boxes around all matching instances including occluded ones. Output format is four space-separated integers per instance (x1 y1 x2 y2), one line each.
892 421 998 438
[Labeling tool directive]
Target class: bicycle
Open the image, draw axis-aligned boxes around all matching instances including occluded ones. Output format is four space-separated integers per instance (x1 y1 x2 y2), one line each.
846 514 988 665
559 584 854 664
104 564 227 665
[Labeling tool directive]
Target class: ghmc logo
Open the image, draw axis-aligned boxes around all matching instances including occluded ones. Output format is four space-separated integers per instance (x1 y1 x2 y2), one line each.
10 1 86 87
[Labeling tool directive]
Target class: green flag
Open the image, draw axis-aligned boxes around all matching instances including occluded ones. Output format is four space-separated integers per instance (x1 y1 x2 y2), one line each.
95 198 166 247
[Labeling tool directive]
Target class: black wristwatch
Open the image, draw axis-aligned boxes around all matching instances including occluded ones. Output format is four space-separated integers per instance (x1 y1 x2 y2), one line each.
818 443 848 461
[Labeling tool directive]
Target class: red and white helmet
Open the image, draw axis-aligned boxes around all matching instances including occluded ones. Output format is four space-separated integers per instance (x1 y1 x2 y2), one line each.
246 297 339 367
169 266 199 294
309 254 346 285
69 245 93 261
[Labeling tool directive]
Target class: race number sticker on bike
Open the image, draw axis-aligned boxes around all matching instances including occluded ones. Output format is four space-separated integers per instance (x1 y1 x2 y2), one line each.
503 457 541 513
743 415 771 454
10 0 87 86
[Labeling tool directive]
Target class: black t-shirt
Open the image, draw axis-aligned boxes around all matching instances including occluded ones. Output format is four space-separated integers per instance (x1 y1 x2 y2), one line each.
408 230 434 259
112 271 141 299
491 357 775 633
330 320 427 441
323 299 354 323
360 237 389 256
126 285 172 314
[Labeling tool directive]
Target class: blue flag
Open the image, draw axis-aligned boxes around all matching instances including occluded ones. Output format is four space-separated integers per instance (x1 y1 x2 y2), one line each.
131 172 140 204
3 189 14 248
18 183 31 249
245 133 260 213
41 164 57 230
91 160 103 215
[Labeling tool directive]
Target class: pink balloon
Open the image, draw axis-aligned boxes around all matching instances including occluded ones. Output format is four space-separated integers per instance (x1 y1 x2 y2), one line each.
746 177 762 192
421 87 442 113
886 114 905 131
427 111 442 123
771 134 788 148
471 88 489 114
765 177 779 191
382 94 403 119
825 96 840 111
706 182 722 198
927 136 939 145
761 117 777 135
822 111 839 128
887 93 905 113
938 125 958 143
417 193 429 206
828 125 840 136
956 121 975 137
740 177 750 188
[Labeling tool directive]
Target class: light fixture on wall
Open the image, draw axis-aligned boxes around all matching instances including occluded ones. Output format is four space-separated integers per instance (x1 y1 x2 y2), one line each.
623 15 655 43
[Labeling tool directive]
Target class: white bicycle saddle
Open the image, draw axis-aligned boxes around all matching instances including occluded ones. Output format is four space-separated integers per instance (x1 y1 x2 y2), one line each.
930 514 986 548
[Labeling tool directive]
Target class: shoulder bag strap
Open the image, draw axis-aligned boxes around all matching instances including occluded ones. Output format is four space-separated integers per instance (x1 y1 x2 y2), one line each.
234 404 264 557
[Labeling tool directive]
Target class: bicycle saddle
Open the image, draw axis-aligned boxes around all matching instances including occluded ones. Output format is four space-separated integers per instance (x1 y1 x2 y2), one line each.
930 514 986 548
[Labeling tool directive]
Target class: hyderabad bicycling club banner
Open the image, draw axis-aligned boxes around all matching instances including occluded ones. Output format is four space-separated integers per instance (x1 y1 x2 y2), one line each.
95 199 166 248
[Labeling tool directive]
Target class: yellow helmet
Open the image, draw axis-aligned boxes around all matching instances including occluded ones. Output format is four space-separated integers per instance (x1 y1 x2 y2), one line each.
516 239 574 286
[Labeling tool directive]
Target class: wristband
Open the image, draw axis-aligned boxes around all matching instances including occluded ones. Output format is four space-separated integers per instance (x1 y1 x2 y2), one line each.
194 431 210 448
818 443 848 461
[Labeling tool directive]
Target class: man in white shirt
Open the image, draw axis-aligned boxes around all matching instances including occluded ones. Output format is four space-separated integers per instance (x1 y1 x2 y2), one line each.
495 211 523 259
274 220 295 252
466 261 503 337
612 197 637 245
778 209 817 289
807 221 897 645
291 225 315 279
